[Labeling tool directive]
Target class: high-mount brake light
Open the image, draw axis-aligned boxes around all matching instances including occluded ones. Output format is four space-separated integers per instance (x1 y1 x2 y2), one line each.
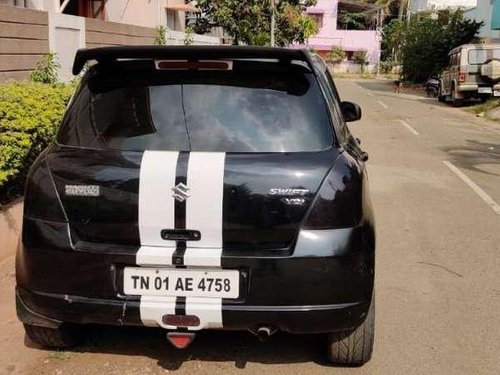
155 60 233 71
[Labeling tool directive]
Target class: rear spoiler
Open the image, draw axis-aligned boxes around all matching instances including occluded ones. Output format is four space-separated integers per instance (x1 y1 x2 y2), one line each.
72 45 313 75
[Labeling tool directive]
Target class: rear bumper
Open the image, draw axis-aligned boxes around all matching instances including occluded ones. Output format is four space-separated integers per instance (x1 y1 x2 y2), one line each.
457 83 479 92
17 287 371 334
17 219 375 334
458 84 500 93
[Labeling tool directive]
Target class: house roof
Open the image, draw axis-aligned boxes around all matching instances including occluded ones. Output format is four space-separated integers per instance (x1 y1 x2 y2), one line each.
338 0 383 14
165 3 200 12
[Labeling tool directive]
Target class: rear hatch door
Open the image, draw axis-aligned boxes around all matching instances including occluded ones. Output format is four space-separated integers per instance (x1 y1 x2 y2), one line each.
51 58 337 251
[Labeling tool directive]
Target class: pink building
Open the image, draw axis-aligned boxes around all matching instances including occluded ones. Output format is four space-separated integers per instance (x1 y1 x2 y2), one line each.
299 0 382 71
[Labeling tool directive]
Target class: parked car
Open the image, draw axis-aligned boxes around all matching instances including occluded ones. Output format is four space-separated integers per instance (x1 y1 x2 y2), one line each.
16 46 376 366
439 44 500 105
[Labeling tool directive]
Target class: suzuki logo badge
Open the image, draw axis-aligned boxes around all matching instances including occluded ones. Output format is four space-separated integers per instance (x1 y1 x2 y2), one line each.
172 183 190 202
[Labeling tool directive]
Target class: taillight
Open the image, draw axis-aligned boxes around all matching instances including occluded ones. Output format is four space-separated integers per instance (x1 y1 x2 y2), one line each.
24 156 67 222
458 72 466 82
301 154 363 229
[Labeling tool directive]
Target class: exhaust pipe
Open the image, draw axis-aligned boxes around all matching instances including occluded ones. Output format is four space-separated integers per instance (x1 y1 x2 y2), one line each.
249 326 277 342
257 326 272 341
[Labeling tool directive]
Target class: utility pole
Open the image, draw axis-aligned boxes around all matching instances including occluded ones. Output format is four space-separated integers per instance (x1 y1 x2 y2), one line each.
406 0 412 25
398 0 405 20
270 0 276 47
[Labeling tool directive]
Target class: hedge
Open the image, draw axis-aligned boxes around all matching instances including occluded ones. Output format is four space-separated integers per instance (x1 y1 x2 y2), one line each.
0 82 75 204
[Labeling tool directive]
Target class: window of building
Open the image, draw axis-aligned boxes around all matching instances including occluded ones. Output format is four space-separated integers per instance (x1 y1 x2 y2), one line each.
166 10 177 30
492 0 500 30
308 13 323 29
61 0 106 20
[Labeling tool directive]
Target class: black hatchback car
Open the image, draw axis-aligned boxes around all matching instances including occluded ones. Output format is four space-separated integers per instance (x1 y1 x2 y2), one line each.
16 46 375 366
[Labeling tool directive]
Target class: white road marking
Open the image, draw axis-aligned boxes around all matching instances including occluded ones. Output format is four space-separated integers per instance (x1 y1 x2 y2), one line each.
399 120 419 136
367 91 374 96
443 161 500 215
378 100 388 110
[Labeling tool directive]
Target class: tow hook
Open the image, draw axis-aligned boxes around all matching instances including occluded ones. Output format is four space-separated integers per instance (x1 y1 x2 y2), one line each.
166 331 196 349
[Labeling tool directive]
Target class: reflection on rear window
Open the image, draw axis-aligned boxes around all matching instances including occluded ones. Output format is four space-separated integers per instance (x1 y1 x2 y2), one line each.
468 48 500 64
59 64 333 152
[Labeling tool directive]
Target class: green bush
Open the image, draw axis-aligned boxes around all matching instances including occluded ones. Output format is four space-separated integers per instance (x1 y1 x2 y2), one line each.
327 46 346 64
0 82 75 204
353 51 368 73
30 53 61 85
380 59 394 74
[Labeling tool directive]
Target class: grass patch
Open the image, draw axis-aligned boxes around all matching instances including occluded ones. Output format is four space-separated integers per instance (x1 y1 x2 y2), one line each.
382 73 398 80
465 98 500 115
48 351 73 360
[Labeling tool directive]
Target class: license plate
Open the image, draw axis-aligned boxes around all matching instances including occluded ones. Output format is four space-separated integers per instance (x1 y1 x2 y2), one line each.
478 87 492 94
123 267 240 299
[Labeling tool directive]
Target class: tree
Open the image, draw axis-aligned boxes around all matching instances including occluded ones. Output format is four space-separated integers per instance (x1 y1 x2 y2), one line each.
400 10 482 82
191 0 318 46
361 0 404 22
338 10 367 30
381 19 405 63
30 53 60 85
154 26 167 45
184 26 195 45
353 51 368 73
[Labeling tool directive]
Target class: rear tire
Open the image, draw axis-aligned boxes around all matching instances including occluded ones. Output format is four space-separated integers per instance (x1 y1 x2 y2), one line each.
437 86 445 102
24 324 80 349
451 85 462 107
327 297 375 366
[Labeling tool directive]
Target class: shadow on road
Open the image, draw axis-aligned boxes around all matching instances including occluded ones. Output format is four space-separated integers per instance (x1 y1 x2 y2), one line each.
353 80 442 106
442 139 500 176
354 80 487 110
34 325 330 371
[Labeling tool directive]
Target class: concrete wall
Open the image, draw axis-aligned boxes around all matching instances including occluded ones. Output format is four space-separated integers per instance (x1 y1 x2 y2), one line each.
298 0 381 65
85 18 156 49
49 12 85 81
104 0 161 29
103 0 187 31
0 3 49 81
0 3 221 83
411 0 476 12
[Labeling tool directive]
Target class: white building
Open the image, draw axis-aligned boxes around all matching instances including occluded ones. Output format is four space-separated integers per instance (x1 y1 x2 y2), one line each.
464 1 500 42
411 0 477 12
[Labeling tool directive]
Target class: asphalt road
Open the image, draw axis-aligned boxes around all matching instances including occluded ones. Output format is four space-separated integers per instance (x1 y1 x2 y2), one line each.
1 79 499 374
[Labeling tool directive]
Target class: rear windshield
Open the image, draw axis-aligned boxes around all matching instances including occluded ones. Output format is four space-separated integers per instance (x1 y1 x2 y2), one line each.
468 48 500 64
58 61 333 152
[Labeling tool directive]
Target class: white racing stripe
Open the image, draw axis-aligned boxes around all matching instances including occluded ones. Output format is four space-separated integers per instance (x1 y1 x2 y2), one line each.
138 151 178 247
136 151 226 330
186 152 226 248
139 296 177 328
186 297 223 330
136 246 175 266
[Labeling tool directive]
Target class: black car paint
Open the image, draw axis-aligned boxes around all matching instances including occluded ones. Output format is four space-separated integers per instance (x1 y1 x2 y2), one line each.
16 46 375 335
